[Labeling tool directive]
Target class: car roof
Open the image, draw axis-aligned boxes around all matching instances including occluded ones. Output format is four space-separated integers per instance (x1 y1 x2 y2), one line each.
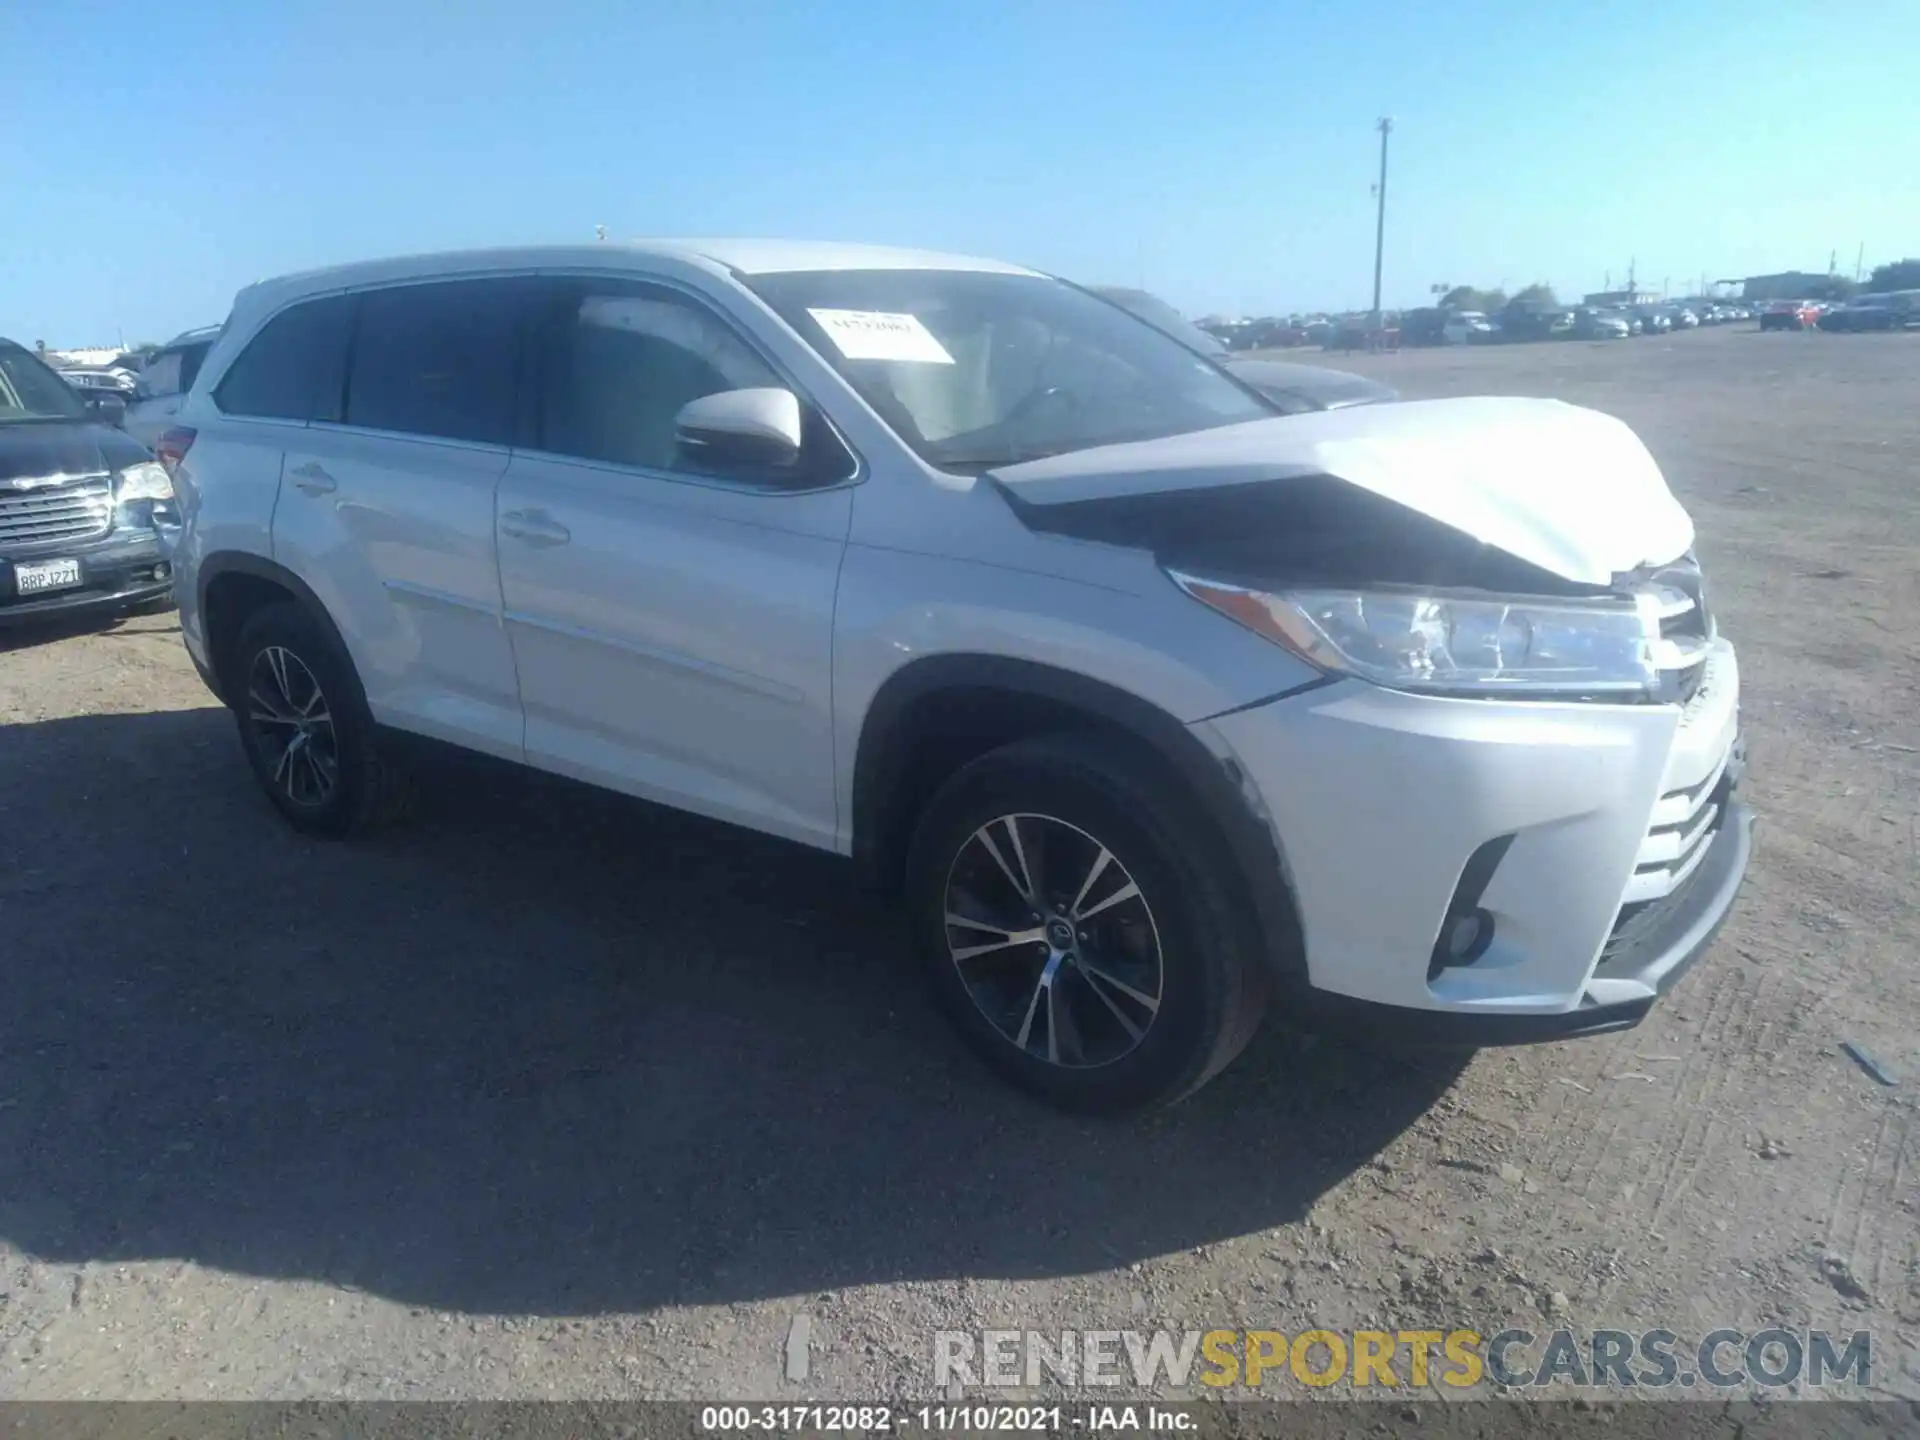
232 239 1038 312
158 324 224 349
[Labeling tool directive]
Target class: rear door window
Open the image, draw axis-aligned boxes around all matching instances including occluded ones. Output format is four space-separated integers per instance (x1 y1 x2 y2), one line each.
342 279 531 445
215 296 354 422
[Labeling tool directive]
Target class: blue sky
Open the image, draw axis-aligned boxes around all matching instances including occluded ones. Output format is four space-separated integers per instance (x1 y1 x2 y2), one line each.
6 0 1914 345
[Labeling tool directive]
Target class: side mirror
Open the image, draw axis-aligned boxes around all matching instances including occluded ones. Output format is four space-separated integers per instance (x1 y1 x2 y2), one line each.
674 387 803 471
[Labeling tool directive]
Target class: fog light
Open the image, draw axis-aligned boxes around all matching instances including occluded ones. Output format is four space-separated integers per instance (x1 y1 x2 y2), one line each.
1443 909 1492 962
154 562 171 580
1428 834 1513 980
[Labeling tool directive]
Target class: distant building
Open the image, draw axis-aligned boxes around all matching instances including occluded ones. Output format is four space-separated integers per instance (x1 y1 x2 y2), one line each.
1583 290 1660 308
1732 272 1833 302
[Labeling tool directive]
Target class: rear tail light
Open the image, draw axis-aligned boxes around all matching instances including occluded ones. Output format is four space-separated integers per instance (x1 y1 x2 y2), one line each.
156 426 197 477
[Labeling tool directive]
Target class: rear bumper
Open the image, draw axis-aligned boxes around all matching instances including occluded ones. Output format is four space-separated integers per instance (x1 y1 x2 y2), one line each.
0 531 173 627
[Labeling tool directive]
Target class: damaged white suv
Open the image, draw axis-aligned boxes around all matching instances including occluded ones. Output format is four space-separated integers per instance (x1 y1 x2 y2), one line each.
164 241 1751 1112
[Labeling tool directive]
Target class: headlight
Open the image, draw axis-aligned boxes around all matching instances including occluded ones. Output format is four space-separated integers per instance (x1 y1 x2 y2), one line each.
1170 570 1661 701
116 460 175 503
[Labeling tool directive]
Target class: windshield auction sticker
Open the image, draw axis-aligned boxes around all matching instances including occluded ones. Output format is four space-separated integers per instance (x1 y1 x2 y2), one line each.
807 309 955 363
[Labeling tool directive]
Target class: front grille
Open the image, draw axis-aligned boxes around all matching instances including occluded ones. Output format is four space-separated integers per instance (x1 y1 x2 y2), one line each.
1620 740 1734 907
1596 760 1735 973
1638 554 1713 705
0 476 114 552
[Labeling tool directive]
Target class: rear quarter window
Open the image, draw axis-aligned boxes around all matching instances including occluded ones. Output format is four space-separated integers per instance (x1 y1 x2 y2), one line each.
215 297 354 421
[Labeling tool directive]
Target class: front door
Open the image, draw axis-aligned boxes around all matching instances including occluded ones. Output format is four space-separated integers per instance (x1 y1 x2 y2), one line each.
495 276 854 850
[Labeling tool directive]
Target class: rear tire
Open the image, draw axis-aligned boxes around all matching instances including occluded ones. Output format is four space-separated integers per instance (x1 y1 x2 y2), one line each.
230 601 416 838
905 734 1269 1114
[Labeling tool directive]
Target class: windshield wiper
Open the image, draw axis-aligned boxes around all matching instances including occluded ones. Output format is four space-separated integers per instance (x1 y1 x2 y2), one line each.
932 443 1079 471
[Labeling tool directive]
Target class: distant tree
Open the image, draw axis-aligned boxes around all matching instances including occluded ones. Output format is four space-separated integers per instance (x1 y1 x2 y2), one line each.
1511 283 1559 308
1440 285 1507 312
1867 258 1920 291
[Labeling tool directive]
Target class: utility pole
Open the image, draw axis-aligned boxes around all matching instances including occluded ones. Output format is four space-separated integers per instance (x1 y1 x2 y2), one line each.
1370 117 1392 329
1855 242 1865 282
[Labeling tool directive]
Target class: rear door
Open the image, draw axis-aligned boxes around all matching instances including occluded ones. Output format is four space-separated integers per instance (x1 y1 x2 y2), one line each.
494 274 854 849
272 277 534 759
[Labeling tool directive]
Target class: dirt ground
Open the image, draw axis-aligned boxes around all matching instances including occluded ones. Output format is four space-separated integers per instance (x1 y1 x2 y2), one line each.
2 324 1916 1404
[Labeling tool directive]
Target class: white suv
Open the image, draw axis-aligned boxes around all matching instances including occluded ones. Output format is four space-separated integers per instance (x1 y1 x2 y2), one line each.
162 241 1751 1112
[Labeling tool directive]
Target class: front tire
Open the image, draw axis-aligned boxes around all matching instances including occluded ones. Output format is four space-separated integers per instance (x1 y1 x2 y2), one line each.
905 735 1269 1114
230 601 416 838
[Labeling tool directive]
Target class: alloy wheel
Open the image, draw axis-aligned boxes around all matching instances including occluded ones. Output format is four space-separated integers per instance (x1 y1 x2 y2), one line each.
942 813 1165 1069
246 645 338 808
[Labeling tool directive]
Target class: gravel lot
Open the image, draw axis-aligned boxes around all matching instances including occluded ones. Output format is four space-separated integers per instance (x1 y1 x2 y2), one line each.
2 323 1916 1403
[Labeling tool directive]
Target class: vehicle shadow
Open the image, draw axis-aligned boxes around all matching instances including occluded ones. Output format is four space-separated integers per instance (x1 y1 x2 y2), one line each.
0 606 176 653
0 707 1466 1316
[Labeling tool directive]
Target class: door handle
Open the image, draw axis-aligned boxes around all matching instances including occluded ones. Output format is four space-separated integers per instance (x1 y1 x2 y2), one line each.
288 461 337 495
499 509 572 547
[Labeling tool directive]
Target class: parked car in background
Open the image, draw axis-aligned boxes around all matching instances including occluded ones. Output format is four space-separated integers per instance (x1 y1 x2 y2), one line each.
1759 300 1821 331
1498 303 1576 342
1818 295 1881 331
164 240 1748 1112
1248 318 1311 349
1090 287 1398 412
1442 311 1496 344
1634 308 1672 335
0 337 178 625
1819 292 1920 332
55 365 138 425
1398 308 1448 347
124 325 222 449
1666 307 1699 329
1573 308 1632 340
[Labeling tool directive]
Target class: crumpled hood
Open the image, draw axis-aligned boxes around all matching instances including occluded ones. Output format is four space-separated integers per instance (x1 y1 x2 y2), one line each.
989 397 1695 585
1222 358 1399 410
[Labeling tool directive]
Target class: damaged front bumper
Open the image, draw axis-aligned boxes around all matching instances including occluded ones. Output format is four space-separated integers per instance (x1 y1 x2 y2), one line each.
1199 638 1751 1046
1305 791 1751 1045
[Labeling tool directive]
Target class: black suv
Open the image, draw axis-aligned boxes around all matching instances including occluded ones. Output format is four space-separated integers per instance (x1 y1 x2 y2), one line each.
0 338 178 626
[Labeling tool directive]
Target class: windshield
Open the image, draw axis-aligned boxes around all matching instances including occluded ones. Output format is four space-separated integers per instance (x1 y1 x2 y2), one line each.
0 341 88 423
744 269 1274 472
1087 286 1229 357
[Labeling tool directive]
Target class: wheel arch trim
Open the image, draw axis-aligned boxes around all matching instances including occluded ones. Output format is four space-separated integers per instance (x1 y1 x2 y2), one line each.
849 652 1309 987
195 550 357 701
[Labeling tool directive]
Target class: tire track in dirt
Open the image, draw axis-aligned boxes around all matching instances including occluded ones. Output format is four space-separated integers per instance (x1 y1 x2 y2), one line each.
1535 1027 1636 1196
1639 963 1757 1240
1825 1102 1913 1307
